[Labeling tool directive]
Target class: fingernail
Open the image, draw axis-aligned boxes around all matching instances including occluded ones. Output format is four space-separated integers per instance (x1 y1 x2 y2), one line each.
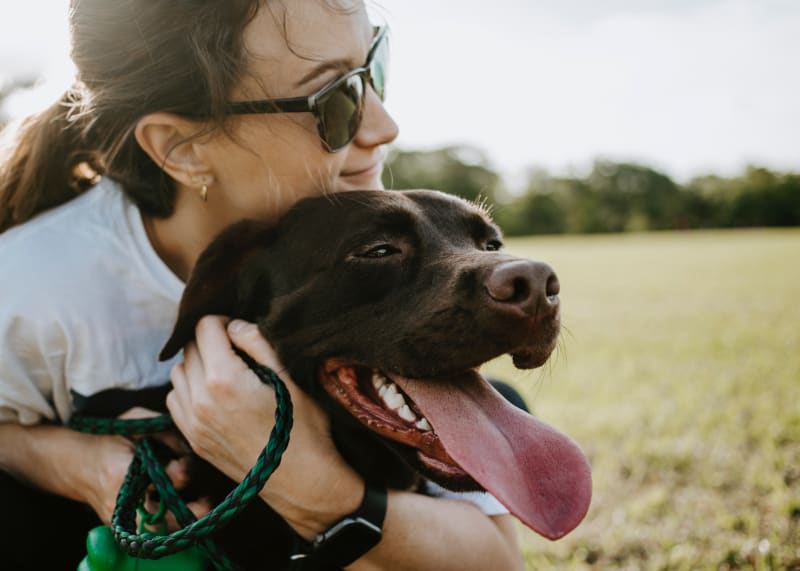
228 319 247 333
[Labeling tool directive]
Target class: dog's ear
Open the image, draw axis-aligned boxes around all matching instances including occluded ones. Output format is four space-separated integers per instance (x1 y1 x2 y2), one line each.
159 219 274 361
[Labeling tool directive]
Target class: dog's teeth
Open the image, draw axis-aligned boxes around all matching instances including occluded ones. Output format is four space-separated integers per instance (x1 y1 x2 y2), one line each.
372 373 387 390
384 391 406 410
397 404 417 422
415 418 432 432
378 384 389 398
382 384 406 409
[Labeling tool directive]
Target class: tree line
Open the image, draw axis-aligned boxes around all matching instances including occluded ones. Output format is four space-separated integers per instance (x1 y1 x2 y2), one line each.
382 146 800 236
2 88 796 236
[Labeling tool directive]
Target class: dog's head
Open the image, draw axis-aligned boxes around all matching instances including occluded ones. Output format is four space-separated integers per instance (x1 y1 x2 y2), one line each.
161 189 591 540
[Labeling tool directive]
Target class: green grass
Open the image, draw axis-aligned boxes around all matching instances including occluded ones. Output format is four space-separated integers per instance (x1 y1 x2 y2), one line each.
481 229 800 570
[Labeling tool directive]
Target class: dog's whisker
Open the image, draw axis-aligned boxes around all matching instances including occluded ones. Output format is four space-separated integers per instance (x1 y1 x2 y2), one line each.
553 336 568 366
471 194 495 218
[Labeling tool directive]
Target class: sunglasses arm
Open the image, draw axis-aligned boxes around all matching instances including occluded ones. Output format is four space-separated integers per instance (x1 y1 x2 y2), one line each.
225 96 312 115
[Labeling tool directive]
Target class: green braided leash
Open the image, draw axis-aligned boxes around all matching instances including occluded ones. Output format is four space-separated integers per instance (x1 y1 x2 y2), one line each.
69 350 293 570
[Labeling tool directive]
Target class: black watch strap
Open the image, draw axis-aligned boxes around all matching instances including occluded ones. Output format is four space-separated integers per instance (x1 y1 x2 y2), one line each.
290 483 387 570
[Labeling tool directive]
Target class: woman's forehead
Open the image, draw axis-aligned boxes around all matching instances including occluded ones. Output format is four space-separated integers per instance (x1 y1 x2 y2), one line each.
237 0 373 99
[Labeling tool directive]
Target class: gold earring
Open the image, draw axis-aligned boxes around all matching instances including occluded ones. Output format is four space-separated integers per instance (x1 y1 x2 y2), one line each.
200 184 208 202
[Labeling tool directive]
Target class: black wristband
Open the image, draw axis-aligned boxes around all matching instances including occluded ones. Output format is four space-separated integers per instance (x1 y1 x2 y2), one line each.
290 483 387 570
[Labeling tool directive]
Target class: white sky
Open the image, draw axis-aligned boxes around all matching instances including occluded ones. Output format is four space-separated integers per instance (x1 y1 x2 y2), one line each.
1 0 798 185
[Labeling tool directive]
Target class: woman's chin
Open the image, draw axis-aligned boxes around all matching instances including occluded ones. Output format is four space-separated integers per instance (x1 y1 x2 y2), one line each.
338 171 384 191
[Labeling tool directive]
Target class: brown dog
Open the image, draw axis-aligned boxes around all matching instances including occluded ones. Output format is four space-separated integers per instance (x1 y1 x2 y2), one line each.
161 189 591 568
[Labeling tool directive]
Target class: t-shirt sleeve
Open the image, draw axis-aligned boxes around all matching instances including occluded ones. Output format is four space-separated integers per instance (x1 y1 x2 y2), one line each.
0 301 65 425
422 480 510 516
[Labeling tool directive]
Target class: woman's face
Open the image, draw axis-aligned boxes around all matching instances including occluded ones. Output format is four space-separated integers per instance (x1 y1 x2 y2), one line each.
198 0 399 222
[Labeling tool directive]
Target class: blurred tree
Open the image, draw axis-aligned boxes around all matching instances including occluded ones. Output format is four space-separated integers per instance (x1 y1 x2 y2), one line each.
726 167 800 227
494 168 567 235
585 161 683 231
683 174 727 228
382 145 503 205
500 161 683 235
511 192 566 235
685 167 800 228
379 145 799 235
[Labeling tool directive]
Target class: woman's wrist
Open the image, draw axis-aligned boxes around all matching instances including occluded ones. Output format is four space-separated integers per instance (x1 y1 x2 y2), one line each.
259 458 365 540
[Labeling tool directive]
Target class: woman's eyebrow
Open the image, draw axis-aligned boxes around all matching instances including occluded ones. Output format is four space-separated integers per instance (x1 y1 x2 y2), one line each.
294 59 353 88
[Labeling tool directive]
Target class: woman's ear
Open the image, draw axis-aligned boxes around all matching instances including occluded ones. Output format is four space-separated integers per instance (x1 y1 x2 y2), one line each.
134 112 213 187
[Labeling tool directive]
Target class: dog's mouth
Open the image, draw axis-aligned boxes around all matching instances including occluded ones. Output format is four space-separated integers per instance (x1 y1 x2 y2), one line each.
320 359 593 540
320 361 474 484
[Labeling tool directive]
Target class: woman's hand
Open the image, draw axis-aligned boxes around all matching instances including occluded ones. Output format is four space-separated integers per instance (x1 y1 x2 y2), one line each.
74 431 136 525
112 407 210 529
161 316 524 570
81 407 205 526
167 316 364 539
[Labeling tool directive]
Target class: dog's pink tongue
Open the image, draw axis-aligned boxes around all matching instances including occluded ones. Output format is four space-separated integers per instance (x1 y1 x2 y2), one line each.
395 372 592 540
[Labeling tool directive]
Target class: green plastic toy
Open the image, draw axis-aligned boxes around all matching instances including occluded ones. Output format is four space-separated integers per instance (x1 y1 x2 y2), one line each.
77 525 208 571
77 501 208 570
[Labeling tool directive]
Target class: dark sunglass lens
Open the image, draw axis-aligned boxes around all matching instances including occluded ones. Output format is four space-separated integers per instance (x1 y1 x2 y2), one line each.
319 75 364 150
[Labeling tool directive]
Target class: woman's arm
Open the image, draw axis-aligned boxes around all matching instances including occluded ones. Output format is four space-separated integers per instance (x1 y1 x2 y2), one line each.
0 415 198 526
0 422 134 523
350 496 522 571
168 317 525 571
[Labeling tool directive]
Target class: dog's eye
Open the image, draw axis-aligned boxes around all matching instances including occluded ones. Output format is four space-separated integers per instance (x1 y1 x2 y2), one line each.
359 244 401 259
485 239 503 252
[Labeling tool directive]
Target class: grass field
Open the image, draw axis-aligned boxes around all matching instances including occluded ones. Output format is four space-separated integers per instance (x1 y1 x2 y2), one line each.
482 228 800 570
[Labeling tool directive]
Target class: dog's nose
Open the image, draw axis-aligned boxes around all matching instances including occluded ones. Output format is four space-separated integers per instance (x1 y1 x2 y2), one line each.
485 260 560 318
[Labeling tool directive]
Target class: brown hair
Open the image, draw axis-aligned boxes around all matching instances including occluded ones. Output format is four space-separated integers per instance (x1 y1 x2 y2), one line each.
0 0 261 233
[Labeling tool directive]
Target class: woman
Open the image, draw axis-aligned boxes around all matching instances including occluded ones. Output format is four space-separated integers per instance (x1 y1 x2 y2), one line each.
0 1 524 569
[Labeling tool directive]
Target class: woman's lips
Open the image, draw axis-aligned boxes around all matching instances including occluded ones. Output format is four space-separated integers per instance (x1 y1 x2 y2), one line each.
341 162 382 179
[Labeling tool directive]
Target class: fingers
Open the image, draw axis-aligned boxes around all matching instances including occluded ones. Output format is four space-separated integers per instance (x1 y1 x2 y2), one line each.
118 407 161 421
140 458 204 533
164 456 191 490
192 316 257 401
141 498 211 532
187 498 212 520
117 405 192 455
156 317 359 529
166 361 192 437
194 315 238 373
159 499 212 532
227 319 283 372
165 315 296 482
167 367 212 454
168 319 234 433
178 316 283 388
226 320 329 429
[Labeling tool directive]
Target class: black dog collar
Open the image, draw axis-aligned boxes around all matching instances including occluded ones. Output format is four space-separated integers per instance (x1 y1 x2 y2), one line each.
290 483 387 570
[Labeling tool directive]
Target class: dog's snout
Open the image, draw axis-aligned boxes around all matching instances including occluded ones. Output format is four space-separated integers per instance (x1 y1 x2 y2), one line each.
485 260 560 317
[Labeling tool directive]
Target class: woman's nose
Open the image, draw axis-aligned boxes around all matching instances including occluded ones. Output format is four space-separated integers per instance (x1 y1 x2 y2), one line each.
353 88 399 149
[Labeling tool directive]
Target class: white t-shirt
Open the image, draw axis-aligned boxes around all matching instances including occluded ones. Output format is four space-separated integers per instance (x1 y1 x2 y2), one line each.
0 178 507 515
0 178 183 424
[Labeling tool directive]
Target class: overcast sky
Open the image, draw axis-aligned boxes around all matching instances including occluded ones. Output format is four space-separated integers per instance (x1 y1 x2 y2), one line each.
1 0 798 184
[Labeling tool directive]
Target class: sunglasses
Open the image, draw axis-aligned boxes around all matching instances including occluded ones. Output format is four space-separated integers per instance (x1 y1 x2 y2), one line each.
225 26 389 153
